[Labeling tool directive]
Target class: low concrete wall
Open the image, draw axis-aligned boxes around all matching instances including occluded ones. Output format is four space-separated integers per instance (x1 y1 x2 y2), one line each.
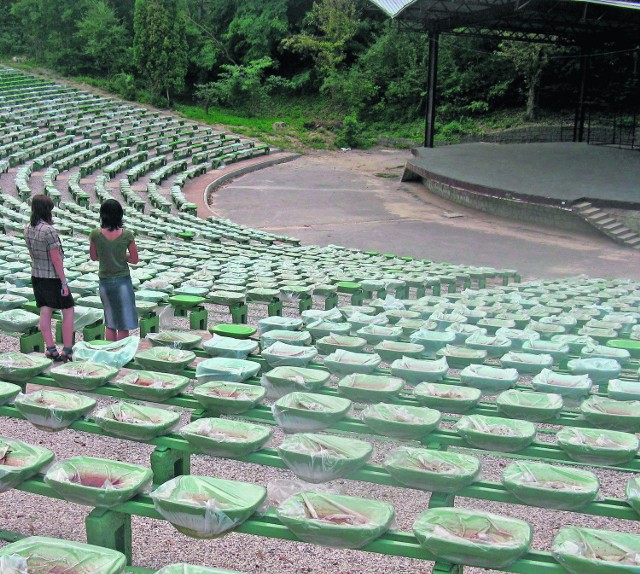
422 177 596 233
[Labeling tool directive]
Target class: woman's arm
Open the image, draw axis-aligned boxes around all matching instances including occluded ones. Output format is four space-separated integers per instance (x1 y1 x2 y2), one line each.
126 240 139 265
50 248 69 296
89 240 98 261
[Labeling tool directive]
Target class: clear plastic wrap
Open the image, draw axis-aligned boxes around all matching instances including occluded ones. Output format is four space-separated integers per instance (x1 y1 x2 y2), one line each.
567 357 622 385
272 392 352 433
580 396 640 432
0 309 39 332
45 456 152 508
0 352 51 383
276 491 395 549
521 339 570 361
134 347 196 373
626 476 640 517
413 382 481 413
260 329 312 349
465 333 512 358
315 334 367 355
531 368 592 401
146 331 203 350
71 306 104 331
391 356 448 384
436 345 488 369
192 382 265 414
409 329 456 357
502 461 600 510
499 351 554 374
151 475 266 539
195 358 261 384
49 361 119 391
115 371 190 402
14 390 96 432
455 415 536 453
459 365 518 393
202 335 258 359
93 402 180 441
261 342 318 368
259 316 304 334
73 336 139 369
446 323 487 345
361 403 441 440
581 343 631 366
306 321 351 340
355 324 403 345
0 381 21 405
261 366 330 399
337 373 404 403
347 311 389 332
0 293 28 311
496 389 563 422
552 526 640 574
556 427 639 465
300 309 342 327
373 340 425 362
0 436 54 493
180 418 272 457
323 349 381 375
385 447 480 493
277 433 372 483
413 508 532 569
495 327 539 350
0 536 126 574
608 378 640 401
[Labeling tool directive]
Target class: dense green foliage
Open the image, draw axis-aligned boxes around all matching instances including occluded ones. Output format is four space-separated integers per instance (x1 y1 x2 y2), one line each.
1 0 638 147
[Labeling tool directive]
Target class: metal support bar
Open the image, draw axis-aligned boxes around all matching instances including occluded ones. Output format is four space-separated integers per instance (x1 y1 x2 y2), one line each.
573 44 591 143
424 31 440 148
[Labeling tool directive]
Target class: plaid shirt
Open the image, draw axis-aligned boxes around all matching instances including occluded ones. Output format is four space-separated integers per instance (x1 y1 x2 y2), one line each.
23 222 64 278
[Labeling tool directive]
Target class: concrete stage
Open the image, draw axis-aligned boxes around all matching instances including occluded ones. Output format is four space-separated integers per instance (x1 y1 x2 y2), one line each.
406 142 640 207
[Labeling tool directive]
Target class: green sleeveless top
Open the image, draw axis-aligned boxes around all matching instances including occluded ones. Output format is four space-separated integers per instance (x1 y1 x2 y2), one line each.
89 228 135 279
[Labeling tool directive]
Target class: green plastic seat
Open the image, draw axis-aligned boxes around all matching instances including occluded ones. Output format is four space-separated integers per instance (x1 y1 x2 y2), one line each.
169 294 205 309
209 324 257 339
607 339 640 358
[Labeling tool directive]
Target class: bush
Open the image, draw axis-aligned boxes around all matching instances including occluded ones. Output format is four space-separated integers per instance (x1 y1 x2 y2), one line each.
335 114 365 148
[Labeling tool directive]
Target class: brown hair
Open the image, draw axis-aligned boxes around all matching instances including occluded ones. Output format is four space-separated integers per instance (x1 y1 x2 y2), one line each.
30 194 54 227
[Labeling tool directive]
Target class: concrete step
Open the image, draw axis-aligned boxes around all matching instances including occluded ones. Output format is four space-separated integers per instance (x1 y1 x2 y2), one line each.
616 231 638 241
580 207 602 217
573 201 592 210
624 236 640 246
594 217 619 227
601 221 626 231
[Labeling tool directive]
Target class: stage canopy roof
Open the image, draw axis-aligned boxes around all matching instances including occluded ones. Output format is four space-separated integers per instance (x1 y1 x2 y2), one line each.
368 0 640 44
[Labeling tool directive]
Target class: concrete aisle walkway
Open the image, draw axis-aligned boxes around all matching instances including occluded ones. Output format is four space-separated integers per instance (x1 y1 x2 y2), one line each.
210 148 640 280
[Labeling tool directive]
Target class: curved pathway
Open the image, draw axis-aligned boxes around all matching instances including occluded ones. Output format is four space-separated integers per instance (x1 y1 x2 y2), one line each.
208 148 640 280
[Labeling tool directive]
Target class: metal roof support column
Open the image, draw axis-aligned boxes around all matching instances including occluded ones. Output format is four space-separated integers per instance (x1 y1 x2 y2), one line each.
424 30 440 148
573 44 591 143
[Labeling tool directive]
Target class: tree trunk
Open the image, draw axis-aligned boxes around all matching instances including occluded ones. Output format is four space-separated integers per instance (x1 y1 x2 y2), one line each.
166 86 171 108
526 81 537 121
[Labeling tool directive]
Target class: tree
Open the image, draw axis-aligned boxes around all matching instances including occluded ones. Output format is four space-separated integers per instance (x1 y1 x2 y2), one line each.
498 40 553 121
133 0 188 106
76 0 131 75
282 0 362 95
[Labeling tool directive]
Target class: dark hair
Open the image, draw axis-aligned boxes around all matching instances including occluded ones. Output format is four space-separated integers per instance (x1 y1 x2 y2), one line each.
100 199 124 231
30 194 54 227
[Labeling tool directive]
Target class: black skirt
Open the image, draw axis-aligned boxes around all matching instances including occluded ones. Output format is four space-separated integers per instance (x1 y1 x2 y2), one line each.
31 276 75 309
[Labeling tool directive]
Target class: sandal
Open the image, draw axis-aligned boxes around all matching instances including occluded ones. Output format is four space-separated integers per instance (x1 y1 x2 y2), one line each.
60 347 73 363
45 346 62 362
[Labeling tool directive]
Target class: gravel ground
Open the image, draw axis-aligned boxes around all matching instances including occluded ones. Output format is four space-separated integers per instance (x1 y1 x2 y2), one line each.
2 319 640 574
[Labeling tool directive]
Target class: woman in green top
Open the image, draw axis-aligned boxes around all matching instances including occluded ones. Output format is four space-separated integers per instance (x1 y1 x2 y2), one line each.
89 199 139 341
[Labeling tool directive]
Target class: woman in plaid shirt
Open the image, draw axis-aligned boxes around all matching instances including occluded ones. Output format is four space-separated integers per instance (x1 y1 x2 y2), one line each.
24 195 75 362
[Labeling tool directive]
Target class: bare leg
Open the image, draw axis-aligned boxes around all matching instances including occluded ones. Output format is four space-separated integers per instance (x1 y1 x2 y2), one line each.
61 307 74 349
116 329 130 341
105 327 117 341
39 306 55 348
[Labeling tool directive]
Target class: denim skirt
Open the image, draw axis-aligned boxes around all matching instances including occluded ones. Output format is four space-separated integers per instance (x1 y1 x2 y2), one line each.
99 275 138 331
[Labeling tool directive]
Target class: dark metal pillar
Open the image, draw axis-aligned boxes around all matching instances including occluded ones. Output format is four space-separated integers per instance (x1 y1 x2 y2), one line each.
424 31 440 148
573 45 591 143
